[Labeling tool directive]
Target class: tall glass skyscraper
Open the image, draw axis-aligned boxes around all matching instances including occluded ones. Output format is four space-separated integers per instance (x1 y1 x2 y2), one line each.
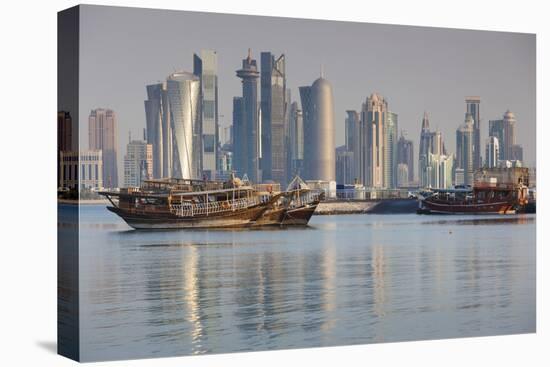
166 72 201 179
236 49 261 183
345 110 360 183
232 97 245 177
485 136 500 168
466 96 481 169
426 152 454 189
193 50 219 179
384 111 398 188
418 111 431 186
397 133 414 184
489 110 517 161
288 101 304 179
456 114 475 186
260 52 286 184
144 83 165 179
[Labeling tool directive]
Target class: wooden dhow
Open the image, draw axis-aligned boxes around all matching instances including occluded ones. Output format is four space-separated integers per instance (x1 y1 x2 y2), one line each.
418 168 530 215
100 177 280 229
100 175 324 229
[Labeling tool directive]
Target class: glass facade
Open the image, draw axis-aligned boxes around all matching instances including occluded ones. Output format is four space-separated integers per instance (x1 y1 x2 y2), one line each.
456 114 475 186
260 52 286 184
194 50 219 178
384 111 398 188
166 72 201 179
235 51 260 183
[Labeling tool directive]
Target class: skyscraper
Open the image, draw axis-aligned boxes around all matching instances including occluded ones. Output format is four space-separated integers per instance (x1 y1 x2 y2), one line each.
144 82 167 178
466 96 481 169
284 88 292 183
485 136 499 168
418 111 431 183
299 76 335 182
288 101 304 179
384 111 398 188
345 110 360 183
123 139 153 187
336 145 354 185
58 111 73 188
418 112 445 188
88 108 118 188
58 111 73 152
361 93 388 188
166 72 201 179
397 132 414 185
193 50 219 179
427 152 454 189
232 97 245 177
260 52 286 184
456 114 475 186
397 163 409 188
511 144 523 162
236 49 261 183
489 110 517 161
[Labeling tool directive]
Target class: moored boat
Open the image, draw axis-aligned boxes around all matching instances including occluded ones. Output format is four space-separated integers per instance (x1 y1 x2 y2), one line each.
418 167 529 215
251 176 324 227
280 189 323 225
100 177 280 229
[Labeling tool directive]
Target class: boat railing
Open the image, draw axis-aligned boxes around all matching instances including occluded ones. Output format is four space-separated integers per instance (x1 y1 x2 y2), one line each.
287 190 323 209
169 196 261 217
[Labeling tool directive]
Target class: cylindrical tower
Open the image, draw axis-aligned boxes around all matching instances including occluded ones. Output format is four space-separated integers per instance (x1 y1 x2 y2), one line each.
166 72 201 179
300 77 335 182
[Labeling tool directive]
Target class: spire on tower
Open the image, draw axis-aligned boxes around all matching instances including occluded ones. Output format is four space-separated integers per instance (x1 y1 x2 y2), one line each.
422 111 430 131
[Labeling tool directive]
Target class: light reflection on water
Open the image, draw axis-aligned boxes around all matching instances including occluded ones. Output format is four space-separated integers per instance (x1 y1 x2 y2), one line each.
63 206 535 362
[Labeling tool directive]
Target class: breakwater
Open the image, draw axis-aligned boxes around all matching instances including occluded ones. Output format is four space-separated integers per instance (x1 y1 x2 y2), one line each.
315 198 418 215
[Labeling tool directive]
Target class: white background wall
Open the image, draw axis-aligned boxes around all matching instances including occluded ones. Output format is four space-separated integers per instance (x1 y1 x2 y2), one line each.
0 0 547 366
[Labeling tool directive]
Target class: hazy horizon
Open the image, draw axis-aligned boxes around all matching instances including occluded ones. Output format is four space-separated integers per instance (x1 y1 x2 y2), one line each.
77 5 536 181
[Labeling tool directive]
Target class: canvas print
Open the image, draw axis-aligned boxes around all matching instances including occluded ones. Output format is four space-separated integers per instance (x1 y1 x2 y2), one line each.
57 5 536 362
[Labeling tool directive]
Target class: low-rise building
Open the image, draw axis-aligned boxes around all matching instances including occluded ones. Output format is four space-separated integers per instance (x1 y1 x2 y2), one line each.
59 150 103 190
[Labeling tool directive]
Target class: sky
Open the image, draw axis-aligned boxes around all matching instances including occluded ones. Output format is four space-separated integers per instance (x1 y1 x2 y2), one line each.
78 5 536 181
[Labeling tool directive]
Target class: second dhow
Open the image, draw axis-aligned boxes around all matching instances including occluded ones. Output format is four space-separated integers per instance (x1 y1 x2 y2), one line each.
252 176 324 226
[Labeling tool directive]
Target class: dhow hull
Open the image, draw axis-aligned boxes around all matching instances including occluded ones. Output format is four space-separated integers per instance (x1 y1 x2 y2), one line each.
107 206 266 230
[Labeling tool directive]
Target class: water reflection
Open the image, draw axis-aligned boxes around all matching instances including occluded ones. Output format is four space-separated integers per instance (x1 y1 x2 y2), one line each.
72 206 536 362
429 216 534 226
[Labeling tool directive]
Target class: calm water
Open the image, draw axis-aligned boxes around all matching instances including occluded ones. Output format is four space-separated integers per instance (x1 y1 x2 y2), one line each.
62 205 536 362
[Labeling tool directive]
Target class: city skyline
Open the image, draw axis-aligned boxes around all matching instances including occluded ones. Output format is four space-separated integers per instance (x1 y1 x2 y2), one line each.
76 77 529 189
78 5 536 183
